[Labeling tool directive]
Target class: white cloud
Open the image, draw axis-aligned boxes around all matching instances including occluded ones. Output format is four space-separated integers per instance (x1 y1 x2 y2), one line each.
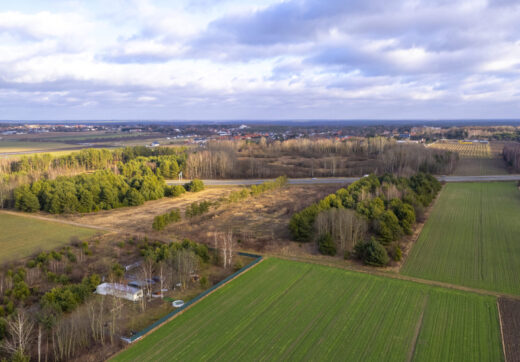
0 0 519 120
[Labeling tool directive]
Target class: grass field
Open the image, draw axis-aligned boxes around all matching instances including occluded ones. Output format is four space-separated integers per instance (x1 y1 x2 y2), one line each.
0 212 99 263
452 158 509 176
113 258 503 362
0 140 77 154
402 182 520 295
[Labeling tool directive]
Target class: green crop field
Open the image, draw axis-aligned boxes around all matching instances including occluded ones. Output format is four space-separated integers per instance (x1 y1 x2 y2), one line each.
113 258 503 362
402 182 520 295
0 212 99 263
452 158 509 176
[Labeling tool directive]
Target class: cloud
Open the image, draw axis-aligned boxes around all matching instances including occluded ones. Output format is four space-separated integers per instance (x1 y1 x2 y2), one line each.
0 0 519 120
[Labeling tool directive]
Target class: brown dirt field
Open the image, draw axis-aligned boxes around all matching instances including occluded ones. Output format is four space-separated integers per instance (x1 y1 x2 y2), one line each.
498 297 520 362
162 184 342 252
59 187 241 236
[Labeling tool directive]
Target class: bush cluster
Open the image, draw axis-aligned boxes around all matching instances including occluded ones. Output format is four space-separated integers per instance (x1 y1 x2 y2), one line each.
185 201 211 218
250 176 288 196
152 209 181 231
184 179 205 192
41 274 101 313
289 173 441 266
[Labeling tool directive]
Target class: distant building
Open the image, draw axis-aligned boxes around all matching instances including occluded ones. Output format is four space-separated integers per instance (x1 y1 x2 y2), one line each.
96 283 143 301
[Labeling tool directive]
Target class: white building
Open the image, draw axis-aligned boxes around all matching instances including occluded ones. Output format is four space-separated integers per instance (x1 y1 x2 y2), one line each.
96 283 143 302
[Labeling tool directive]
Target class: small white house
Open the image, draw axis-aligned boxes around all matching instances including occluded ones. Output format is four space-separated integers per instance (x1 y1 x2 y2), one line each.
96 283 143 302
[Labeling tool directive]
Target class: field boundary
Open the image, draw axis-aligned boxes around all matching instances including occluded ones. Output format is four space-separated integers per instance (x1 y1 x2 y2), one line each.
497 299 508 362
120 252 263 344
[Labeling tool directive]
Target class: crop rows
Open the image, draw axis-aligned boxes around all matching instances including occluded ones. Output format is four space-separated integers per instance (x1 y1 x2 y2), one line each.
402 182 520 295
113 258 503 362
428 142 492 158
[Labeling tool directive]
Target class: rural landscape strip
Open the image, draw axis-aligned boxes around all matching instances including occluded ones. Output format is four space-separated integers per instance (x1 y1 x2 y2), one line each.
166 174 520 186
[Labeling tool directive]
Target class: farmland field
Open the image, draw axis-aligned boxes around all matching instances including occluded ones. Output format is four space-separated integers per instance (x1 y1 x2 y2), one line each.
0 212 99 263
113 258 503 362
401 182 520 295
0 140 76 154
452 157 508 176
428 141 492 158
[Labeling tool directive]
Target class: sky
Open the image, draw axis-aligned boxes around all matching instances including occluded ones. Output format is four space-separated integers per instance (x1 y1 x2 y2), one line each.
0 0 519 121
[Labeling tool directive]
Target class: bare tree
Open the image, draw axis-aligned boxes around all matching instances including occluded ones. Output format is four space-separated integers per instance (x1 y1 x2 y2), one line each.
214 230 235 268
86 296 107 346
174 249 199 289
315 208 367 253
3 309 34 360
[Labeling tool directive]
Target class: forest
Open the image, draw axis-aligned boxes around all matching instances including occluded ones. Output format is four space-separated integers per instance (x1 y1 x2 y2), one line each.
0 147 186 209
289 173 441 265
185 138 458 179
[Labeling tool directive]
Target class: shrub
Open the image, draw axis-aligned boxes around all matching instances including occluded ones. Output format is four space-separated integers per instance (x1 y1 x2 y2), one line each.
185 179 204 192
228 188 251 203
185 201 211 218
200 276 210 289
318 233 336 256
170 185 186 197
354 238 389 267
393 245 403 261
152 209 181 230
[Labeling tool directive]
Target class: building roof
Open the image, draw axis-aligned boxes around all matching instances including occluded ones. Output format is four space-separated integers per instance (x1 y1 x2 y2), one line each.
97 282 141 294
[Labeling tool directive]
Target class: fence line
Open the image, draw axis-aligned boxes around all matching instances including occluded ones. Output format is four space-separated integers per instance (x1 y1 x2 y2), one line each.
122 252 262 343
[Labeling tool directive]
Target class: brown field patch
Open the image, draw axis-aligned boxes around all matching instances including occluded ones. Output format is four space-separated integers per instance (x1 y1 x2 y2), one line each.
498 297 520 362
60 187 241 235
159 184 341 252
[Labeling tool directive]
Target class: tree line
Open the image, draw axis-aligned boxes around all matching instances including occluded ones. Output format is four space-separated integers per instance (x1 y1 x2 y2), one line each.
184 138 458 179
289 173 441 266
